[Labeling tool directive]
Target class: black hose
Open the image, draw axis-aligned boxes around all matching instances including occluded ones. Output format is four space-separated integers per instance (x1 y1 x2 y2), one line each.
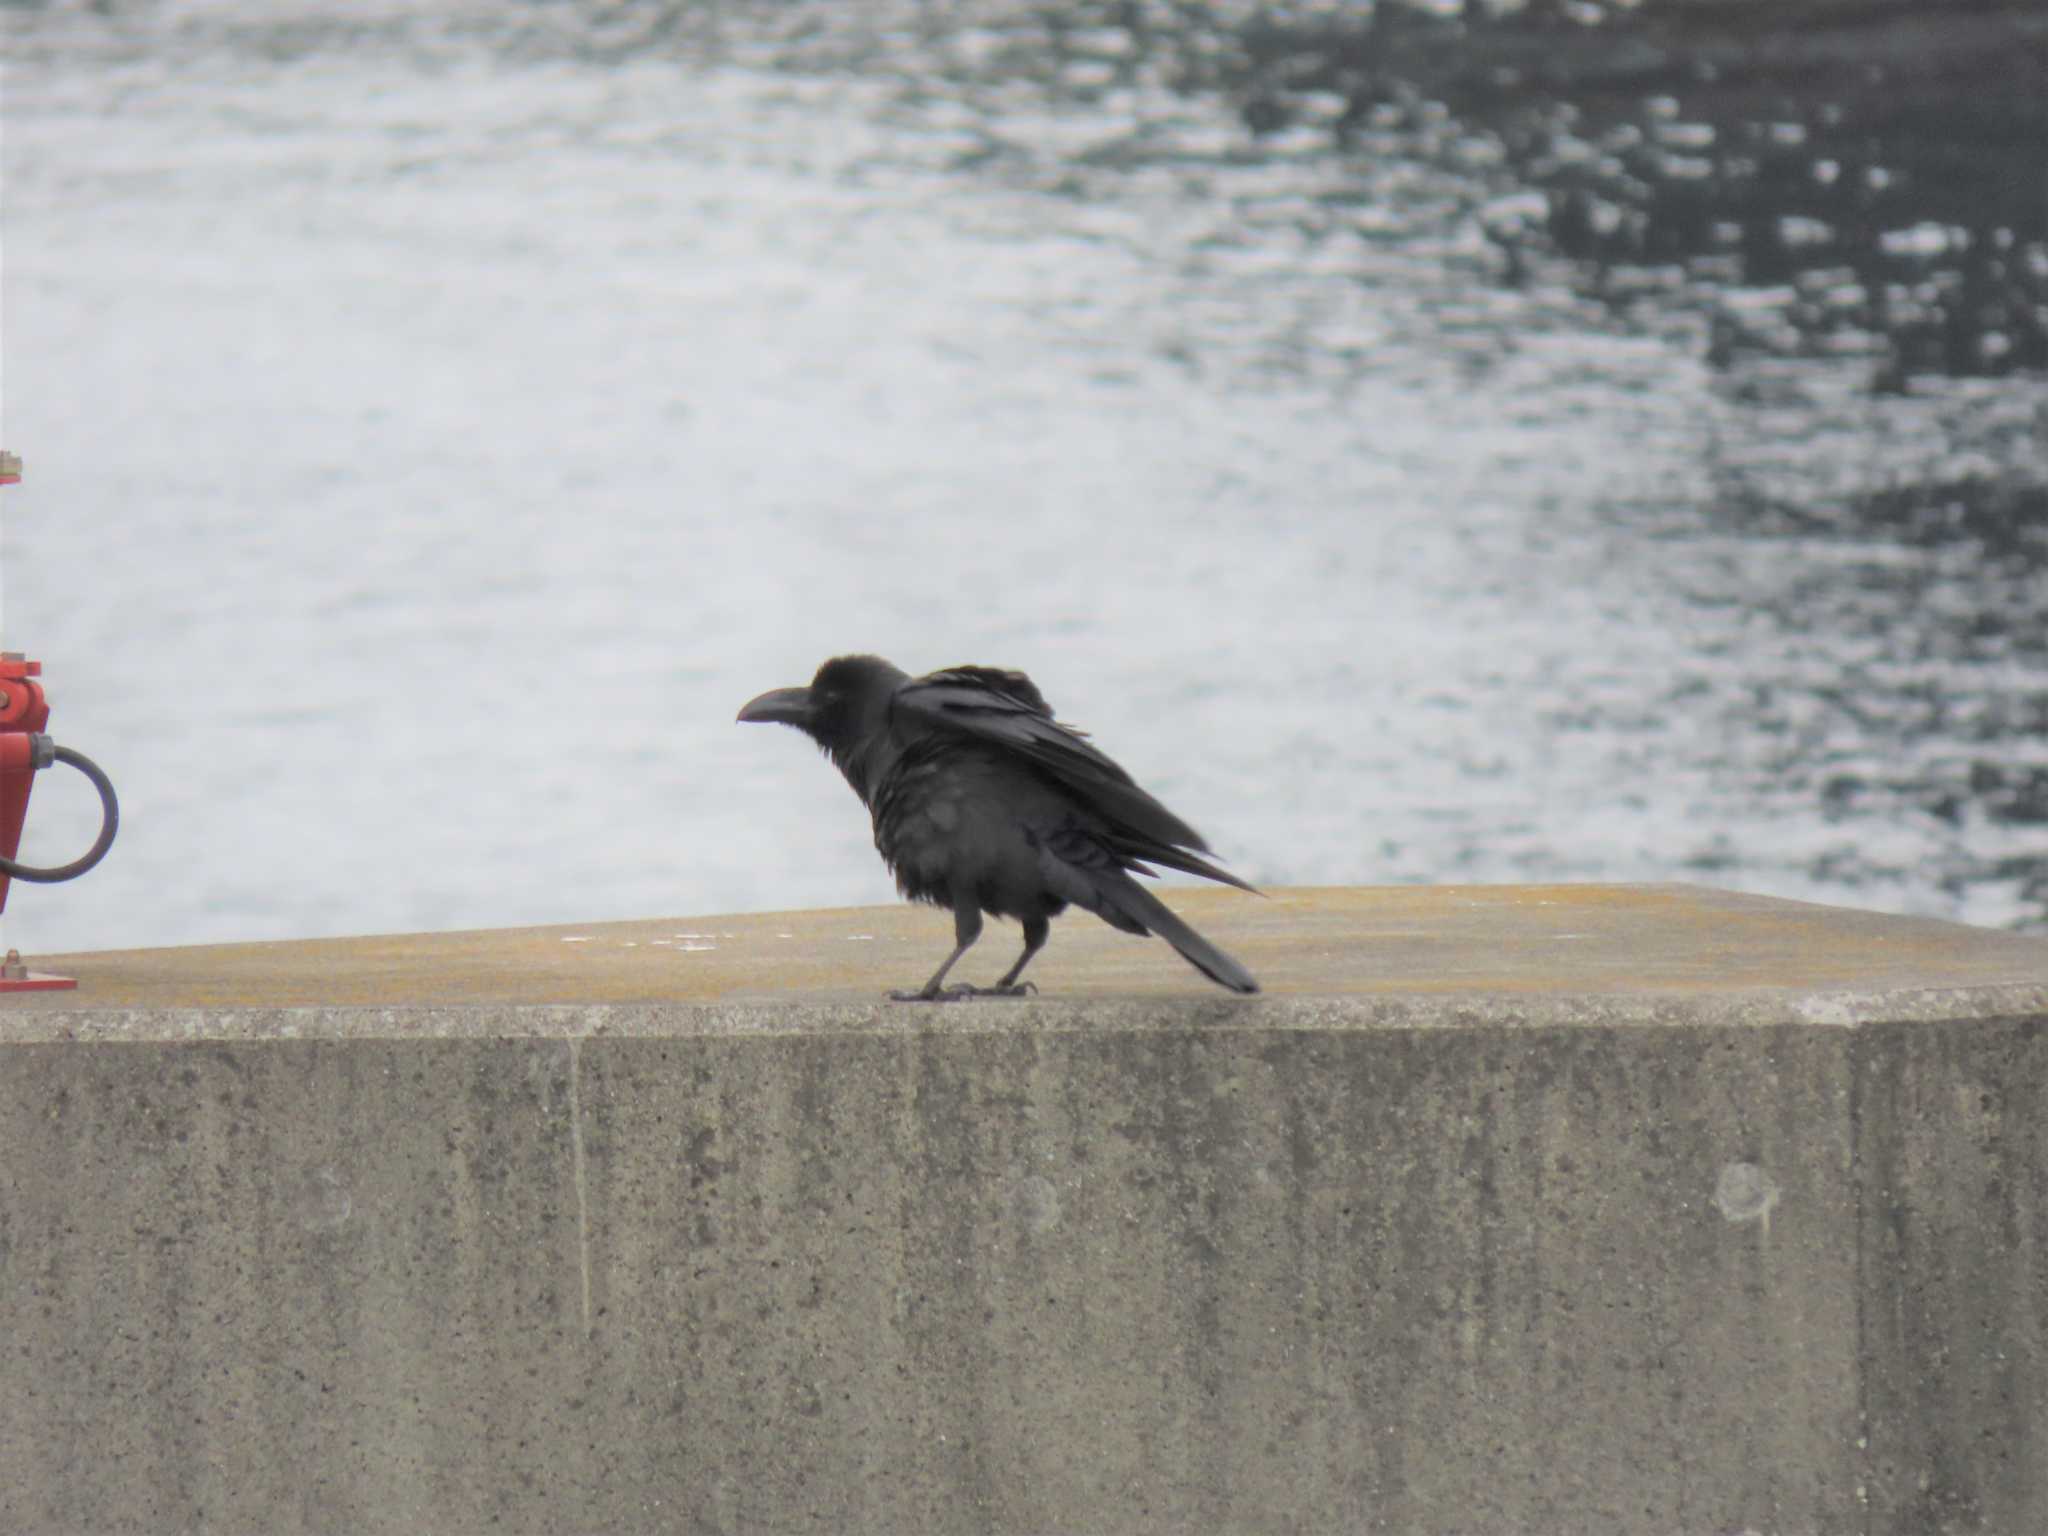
0 744 119 883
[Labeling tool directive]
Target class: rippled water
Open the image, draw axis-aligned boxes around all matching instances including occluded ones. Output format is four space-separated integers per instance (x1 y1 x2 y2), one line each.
2 0 2044 954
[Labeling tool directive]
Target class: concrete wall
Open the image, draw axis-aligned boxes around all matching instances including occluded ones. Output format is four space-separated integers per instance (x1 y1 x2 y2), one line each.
3 997 2043 1534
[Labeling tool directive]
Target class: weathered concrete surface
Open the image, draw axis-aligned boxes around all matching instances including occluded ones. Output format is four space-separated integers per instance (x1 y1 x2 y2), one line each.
11 881 2048 1011
2 885 2045 1535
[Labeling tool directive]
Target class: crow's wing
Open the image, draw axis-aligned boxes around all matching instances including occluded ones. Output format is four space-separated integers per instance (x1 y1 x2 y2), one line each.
894 666 1258 893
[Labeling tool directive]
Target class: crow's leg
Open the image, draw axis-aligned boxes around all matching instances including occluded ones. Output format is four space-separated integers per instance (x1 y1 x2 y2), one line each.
890 900 983 1002
988 914 1049 996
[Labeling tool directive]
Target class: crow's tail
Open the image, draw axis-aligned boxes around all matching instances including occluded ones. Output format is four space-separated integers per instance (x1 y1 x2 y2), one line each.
1101 872 1259 995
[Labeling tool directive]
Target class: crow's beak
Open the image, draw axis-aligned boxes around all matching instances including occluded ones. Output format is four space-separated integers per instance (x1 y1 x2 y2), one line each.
737 685 814 727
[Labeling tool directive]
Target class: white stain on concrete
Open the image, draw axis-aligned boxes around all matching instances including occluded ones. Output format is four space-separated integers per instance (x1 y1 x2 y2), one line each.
526 1044 562 1114
298 1165 352 1232
1713 1161 1781 1227
568 1037 594 1339
1012 1173 1062 1236
1794 993 1866 1026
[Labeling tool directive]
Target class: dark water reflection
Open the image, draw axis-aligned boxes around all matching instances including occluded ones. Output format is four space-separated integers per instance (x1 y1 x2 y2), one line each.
947 1 2041 376
1385 8 1999 378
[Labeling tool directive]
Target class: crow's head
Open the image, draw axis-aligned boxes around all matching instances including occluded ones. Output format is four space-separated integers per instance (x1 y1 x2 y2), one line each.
737 654 906 753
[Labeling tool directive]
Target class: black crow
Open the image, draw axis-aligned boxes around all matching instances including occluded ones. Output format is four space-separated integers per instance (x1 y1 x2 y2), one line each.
738 655 1260 1000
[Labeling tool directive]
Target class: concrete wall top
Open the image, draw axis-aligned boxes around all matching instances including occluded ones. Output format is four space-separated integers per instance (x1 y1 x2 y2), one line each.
7 883 2047 1040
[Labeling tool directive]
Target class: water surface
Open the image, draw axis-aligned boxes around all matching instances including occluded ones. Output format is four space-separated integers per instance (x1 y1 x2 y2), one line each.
3 0 2043 953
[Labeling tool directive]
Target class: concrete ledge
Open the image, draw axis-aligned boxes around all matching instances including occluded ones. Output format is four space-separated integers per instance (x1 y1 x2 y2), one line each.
3 886 2046 1533
12 881 2048 1013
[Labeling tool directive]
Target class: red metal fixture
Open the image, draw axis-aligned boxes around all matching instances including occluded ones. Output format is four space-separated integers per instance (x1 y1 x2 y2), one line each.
0 452 122 991
0 656 73 989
